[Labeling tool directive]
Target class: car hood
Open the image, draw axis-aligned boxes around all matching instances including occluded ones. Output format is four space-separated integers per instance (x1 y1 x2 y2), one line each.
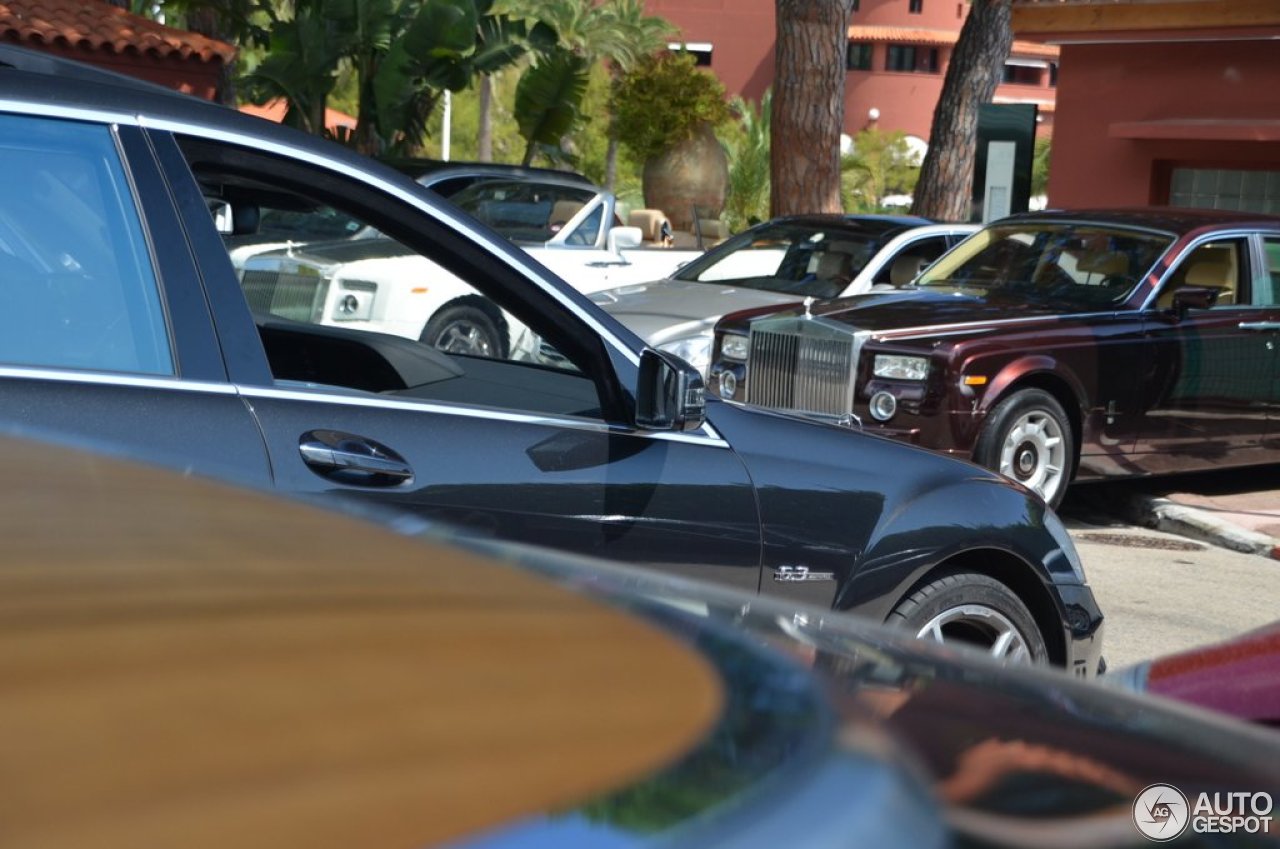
594 278 803 343
727 288 1078 336
250 235 414 266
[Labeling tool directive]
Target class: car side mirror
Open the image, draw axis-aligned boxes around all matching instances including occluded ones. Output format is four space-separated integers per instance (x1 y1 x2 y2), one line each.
208 199 261 236
636 349 706 432
607 225 643 253
1171 285 1220 316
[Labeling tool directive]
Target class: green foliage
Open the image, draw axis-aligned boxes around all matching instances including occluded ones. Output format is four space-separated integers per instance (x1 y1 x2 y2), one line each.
841 128 921 213
720 91 771 232
240 0 551 154
515 48 592 165
610 51 733 163
239 0 348 135
1032 134 1051 197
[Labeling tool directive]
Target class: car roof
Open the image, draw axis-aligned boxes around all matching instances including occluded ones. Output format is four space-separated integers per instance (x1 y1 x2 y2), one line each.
749 213 940 240
386 158 595 188
997 206 1280 235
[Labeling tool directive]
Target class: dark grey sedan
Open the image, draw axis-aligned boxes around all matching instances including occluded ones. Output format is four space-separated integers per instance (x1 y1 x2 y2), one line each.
0 44 1101 673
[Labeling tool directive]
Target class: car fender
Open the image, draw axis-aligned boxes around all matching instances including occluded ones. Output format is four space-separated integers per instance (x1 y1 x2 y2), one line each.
971 353 1087 420
835 471 1079 631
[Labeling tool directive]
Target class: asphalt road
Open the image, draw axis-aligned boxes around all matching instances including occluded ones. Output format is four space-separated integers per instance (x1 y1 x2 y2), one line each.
1061 502 1278 671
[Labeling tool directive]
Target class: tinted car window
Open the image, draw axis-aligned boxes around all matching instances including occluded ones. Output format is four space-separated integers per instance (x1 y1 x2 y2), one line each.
1259 238 1280 306
0 114 173 375
187 140 605 421
448 180 598 244
676 222 879 298
918 223 1173 308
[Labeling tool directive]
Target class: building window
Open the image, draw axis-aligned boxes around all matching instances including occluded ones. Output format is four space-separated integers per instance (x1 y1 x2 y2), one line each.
886 45 938 73
1001 64 1041 85
847 42 873 71
909 0 923 12
1049 62 1058 87
1170 168 1280 215
668 41 712 67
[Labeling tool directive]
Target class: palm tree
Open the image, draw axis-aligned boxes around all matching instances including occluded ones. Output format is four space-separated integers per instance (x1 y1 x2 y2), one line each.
240 0 551 155
723 91 771 231
492 0 674 180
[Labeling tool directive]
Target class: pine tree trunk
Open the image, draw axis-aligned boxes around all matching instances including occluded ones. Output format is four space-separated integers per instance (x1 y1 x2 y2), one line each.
771 0 854 217
910 0 1013 222
182 7 237 106
478 75 493 162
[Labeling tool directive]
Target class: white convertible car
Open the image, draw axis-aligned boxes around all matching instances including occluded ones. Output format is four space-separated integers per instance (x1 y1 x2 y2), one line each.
227 166 715 359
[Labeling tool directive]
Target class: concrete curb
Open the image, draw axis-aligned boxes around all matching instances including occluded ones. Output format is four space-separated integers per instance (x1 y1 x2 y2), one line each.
1127 493 1280 561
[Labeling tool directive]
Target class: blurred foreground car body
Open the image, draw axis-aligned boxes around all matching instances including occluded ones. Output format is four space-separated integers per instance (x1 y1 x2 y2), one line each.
711 209 1280 508
2 434 1276 849
1111 622 1280 728
0 44 1100 672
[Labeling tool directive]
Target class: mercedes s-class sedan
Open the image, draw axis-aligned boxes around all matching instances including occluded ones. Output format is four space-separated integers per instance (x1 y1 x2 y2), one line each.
0 45 1101 672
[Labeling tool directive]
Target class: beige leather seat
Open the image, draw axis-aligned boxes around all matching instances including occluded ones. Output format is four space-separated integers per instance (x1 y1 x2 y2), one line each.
815 249 855 286
1157 246 1238 308
889 253 929 286
628 209 672 243
548 200 584 231
1076 250 1129 280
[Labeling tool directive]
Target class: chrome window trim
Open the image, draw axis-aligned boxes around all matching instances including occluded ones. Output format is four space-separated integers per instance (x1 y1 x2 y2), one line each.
237 384 730 448
0 365 237 394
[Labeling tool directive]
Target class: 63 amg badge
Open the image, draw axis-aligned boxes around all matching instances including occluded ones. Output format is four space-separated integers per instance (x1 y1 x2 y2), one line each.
1134 784 1190 841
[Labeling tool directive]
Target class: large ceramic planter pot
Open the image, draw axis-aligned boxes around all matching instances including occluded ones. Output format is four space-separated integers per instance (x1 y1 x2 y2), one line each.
642 122 729 232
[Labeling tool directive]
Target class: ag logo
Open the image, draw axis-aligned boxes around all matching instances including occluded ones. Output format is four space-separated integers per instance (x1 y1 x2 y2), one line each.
1134 783 1190 841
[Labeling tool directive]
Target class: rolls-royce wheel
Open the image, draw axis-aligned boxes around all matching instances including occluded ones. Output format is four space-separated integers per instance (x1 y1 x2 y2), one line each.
886 572 1047 664
422 305 501 358
974 388 1073 509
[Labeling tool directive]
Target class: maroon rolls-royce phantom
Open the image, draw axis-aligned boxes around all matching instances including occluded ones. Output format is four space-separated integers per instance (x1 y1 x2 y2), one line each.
710 209 1280 507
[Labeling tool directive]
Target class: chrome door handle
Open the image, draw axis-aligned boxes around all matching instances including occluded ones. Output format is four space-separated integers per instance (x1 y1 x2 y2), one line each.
299 430 413 486
1238 321 1280 331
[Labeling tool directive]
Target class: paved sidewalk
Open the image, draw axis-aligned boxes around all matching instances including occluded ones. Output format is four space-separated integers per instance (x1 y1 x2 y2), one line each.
1129 487 1280 560
1064 474 1280 560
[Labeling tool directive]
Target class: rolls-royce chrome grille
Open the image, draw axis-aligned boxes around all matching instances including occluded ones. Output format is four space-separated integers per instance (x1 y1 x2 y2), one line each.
745 317 859 417
241 267 328 323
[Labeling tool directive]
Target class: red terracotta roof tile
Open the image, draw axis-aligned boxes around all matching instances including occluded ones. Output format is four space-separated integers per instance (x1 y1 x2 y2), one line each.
0 0 234 63
847 25 1060 59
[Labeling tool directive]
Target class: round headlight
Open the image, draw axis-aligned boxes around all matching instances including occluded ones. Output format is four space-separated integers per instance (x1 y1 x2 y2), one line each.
719 370 738 399
869 390 897 422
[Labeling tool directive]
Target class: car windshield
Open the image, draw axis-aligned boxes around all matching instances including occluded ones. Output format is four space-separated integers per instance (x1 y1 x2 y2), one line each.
673 222 881 299
915 222 1173 308
447 179 600 244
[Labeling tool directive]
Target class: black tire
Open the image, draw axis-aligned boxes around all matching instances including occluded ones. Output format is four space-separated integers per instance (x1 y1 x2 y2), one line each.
886 572 1048 664
421 304 502 358
973 388 1074 508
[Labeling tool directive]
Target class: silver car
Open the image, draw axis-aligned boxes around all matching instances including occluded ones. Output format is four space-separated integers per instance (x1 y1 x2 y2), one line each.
590 214 977 374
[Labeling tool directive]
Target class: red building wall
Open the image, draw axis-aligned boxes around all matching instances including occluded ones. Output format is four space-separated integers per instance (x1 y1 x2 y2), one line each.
1048 38 1280 207
644 0 776 103
645 0 1054 143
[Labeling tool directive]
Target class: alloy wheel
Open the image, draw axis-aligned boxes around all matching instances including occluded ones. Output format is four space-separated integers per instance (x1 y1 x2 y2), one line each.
914 603 1032 663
